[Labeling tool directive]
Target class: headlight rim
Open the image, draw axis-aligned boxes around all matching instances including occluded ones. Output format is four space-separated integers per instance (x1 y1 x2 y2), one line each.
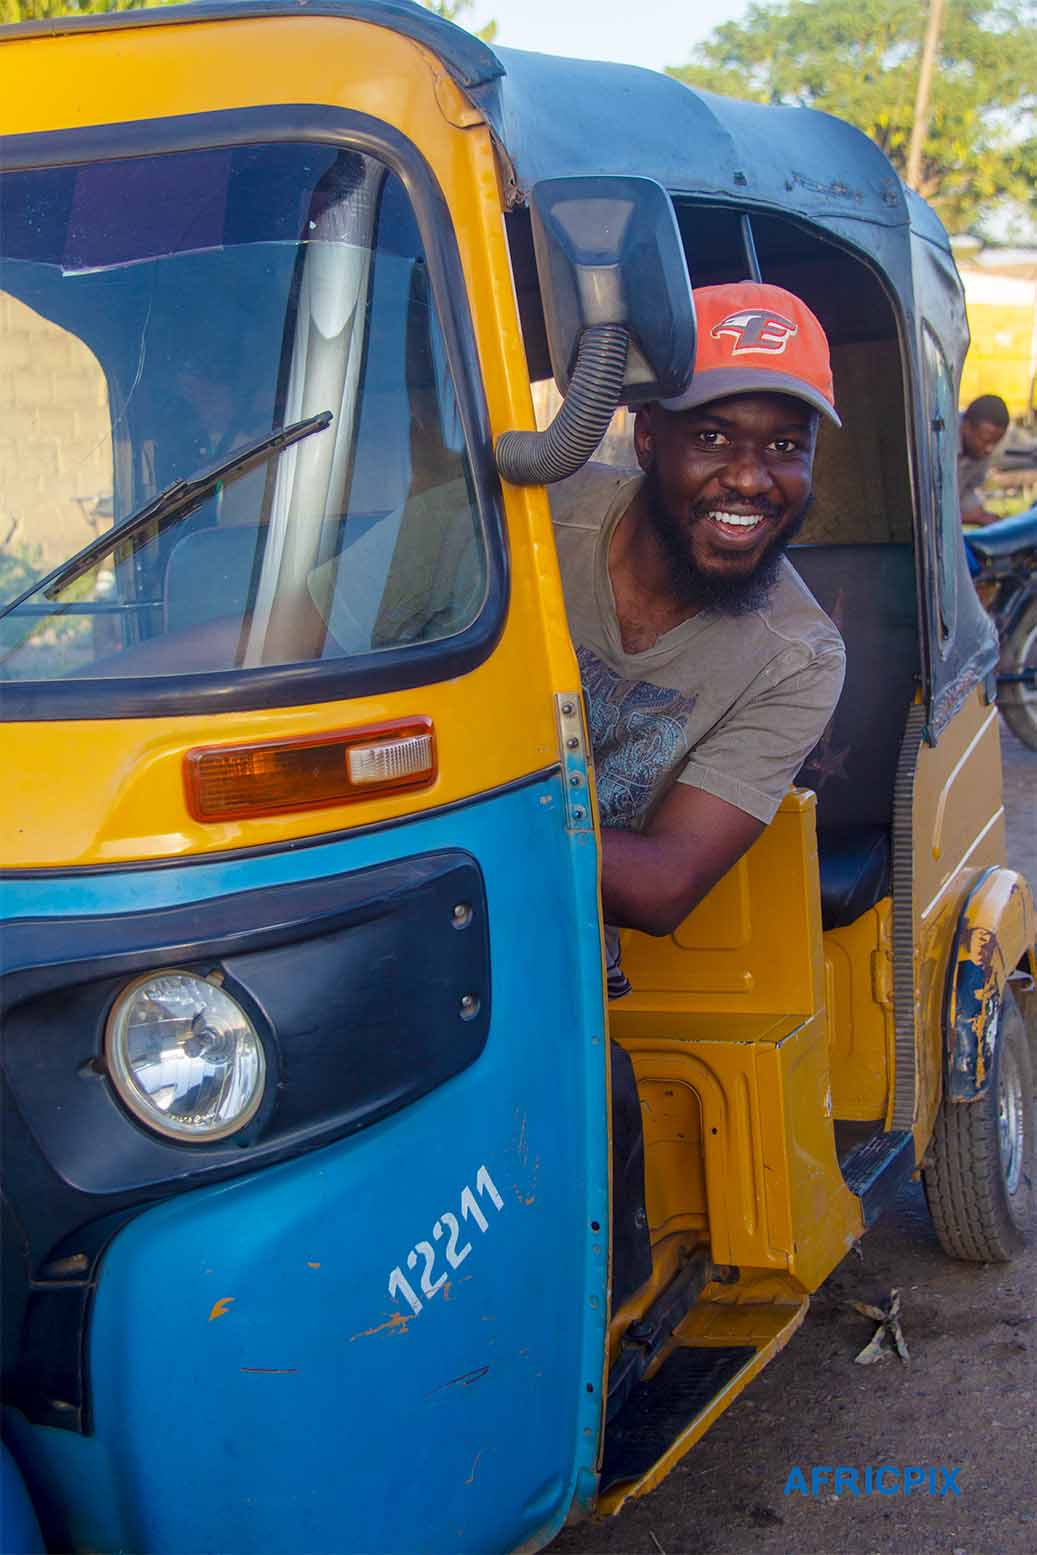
104 966 268 1145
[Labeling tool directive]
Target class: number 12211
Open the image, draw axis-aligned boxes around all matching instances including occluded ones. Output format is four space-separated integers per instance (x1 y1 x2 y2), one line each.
388 1164 504 1317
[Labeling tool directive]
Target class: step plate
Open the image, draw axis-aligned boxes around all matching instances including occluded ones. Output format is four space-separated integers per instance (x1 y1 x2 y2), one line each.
600 1345 755 1492
839 1129 914 1226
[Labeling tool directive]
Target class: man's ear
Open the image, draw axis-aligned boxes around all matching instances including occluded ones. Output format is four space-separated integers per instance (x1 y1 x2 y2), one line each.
632 405 656 472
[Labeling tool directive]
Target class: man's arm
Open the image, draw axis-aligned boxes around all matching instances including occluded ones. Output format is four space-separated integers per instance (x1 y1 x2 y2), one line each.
601 783 764 937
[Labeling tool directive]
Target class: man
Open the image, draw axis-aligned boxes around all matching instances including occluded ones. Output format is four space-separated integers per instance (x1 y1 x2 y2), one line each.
550 281 846 998
959 394 1010 526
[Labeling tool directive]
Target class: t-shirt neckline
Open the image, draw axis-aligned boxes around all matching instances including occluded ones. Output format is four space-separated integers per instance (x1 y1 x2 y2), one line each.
594 471 720 664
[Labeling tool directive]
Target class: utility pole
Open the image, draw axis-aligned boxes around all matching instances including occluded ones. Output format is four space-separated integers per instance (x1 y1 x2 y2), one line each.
906 0 947 191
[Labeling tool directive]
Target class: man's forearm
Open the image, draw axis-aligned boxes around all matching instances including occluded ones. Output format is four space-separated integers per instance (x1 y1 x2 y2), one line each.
601 827 715 936
599 791 766 938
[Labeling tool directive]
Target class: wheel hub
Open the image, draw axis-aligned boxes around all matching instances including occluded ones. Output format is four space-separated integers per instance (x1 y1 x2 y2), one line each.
997 1043 1025 1195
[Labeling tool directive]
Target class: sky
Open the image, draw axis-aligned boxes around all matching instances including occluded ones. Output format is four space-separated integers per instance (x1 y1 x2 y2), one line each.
461 0 753 75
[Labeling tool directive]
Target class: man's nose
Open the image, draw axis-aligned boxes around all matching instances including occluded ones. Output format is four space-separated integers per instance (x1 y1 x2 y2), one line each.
721 446 772 498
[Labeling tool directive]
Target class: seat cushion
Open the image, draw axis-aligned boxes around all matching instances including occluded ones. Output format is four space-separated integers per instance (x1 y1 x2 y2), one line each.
818 826 891 931
789 545 917 831
965 505 1037 563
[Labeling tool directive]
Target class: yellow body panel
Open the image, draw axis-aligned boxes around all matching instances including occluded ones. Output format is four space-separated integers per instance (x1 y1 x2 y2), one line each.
911 689 1007 1145
823 898 894 1123
610 792 864 1293
617 789 825 1017
0 15 570 868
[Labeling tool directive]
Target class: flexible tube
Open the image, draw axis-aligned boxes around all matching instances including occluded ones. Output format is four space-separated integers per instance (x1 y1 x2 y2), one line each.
495 324 629 485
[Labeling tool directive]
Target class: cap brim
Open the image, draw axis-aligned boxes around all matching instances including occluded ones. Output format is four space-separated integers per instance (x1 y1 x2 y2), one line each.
658 367 841 428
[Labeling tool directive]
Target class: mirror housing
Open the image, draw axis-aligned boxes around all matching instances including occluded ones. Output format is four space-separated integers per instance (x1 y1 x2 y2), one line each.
530 174 696 405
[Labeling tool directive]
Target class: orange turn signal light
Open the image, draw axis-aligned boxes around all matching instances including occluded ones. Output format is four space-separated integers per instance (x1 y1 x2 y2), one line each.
185 718 435 822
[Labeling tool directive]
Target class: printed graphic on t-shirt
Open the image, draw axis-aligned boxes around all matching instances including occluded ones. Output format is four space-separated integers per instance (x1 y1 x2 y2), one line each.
577 646 696 828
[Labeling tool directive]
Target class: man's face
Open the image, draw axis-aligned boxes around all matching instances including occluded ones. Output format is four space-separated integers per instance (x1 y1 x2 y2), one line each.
634 392 818 609
961 417 1005 460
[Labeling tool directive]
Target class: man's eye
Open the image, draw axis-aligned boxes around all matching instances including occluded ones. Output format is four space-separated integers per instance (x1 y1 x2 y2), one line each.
770 438 802 453
696 430 729 447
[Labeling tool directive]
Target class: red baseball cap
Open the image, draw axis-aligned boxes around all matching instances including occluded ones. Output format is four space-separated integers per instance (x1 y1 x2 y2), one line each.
660 281 840 427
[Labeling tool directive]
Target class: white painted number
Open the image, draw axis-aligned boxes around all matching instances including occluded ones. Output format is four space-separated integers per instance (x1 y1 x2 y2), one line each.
436 1212 472 1270
408 1240 448 1300
459 1185 488 1233
386 1164 504 1320
387 1266 422 1317
476 1164 504 1211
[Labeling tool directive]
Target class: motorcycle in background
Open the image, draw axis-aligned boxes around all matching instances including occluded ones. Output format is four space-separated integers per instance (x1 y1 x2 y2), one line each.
966 505 1037 749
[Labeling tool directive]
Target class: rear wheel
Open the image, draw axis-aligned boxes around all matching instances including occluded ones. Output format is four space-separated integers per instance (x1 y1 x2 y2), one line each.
999 601 1037 750
923 989 1034 1262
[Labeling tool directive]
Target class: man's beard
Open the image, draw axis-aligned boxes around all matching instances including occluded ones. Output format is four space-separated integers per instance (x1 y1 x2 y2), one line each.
644 466 811 616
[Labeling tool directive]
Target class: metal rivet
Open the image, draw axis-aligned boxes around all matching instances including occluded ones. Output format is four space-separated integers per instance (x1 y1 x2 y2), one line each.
459 993 480 1021
569 773 583 788
451 903 473 929
560 701 575 716
566 736 579 750
572 806 586 820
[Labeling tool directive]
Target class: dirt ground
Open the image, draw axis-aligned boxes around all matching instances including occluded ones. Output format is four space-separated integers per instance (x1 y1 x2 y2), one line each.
553 724 1036 1555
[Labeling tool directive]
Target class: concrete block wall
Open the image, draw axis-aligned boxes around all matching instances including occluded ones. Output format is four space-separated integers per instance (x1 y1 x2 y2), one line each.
0 292 113 570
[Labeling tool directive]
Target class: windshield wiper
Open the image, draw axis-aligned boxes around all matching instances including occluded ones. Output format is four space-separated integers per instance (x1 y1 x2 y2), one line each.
0 410 333 623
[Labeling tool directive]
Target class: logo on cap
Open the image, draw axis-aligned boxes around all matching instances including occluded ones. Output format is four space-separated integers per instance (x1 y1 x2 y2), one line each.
710 310 799 357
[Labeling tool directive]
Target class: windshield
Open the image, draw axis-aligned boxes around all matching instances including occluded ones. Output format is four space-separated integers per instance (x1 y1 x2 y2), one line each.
0 143 486 687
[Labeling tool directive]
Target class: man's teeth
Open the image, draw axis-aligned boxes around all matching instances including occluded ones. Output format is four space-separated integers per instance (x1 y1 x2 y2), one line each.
708 511 766 528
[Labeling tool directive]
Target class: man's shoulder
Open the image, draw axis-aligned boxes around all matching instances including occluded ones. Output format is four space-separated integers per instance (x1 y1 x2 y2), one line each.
757 558 846 666
548 461 641 533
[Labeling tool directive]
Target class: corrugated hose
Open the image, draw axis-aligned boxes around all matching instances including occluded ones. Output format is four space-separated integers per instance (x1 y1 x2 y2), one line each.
495 324 629 486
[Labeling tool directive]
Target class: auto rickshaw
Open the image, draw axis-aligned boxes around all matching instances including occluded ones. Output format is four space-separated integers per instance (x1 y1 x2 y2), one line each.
1 5 1034 1552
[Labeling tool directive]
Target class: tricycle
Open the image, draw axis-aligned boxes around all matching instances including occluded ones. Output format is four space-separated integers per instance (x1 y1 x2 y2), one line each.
1 4 1033 1552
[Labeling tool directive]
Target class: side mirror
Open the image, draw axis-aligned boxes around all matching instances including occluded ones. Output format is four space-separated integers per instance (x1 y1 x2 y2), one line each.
530 175 696 404
495 176 696 485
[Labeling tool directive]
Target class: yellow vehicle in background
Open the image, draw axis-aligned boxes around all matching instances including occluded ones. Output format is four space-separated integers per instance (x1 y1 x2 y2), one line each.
959 265 1037 421
1 4 1034 1553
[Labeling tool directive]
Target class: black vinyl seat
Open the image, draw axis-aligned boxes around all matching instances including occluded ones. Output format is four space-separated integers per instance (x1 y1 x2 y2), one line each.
789 544 918 931
814 827 891 931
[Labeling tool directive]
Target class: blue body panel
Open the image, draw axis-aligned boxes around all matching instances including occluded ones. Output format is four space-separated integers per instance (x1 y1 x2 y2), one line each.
1 1442 44 1555
3 774 609 1555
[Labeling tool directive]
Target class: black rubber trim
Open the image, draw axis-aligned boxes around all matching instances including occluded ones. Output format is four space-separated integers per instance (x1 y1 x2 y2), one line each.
601 1346 754 1492
840 1129 915 1226
3 849 479 1007
0 105 509 721
0 763 559 883
0 0 507 93
2 849 492 1431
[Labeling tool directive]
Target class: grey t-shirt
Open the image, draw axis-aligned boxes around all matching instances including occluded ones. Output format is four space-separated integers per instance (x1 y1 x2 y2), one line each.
549 464 846 993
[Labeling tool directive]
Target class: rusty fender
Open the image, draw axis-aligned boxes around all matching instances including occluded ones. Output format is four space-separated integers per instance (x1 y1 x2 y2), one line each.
945 867 1036 1102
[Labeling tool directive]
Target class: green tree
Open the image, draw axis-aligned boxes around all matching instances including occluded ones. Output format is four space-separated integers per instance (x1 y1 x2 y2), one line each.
1 0 175 21
668 0 1037 235
3 0 497 41
421 0 496 43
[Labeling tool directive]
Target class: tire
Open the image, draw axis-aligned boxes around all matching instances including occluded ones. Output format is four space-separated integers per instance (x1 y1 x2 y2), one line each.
999 599 1037 751
923 988 1034 1262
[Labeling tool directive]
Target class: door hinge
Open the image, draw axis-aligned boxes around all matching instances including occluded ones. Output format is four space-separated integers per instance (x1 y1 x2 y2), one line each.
555 692 593 832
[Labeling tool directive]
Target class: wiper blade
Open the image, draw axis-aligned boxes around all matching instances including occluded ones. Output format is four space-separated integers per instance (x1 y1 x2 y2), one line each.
0 411 333 623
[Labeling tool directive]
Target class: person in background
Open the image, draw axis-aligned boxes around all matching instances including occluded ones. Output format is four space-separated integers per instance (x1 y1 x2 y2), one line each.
959 394 1010 527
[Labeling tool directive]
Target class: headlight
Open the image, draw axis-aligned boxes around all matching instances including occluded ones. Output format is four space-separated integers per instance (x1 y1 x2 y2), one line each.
106 971 266 1142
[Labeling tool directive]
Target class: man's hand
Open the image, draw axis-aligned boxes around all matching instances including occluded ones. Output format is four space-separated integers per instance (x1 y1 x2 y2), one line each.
601 782 765 937
962 506 1001 528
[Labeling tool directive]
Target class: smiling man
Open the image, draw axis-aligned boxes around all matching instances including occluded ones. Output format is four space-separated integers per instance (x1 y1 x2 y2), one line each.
550 282 846 998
